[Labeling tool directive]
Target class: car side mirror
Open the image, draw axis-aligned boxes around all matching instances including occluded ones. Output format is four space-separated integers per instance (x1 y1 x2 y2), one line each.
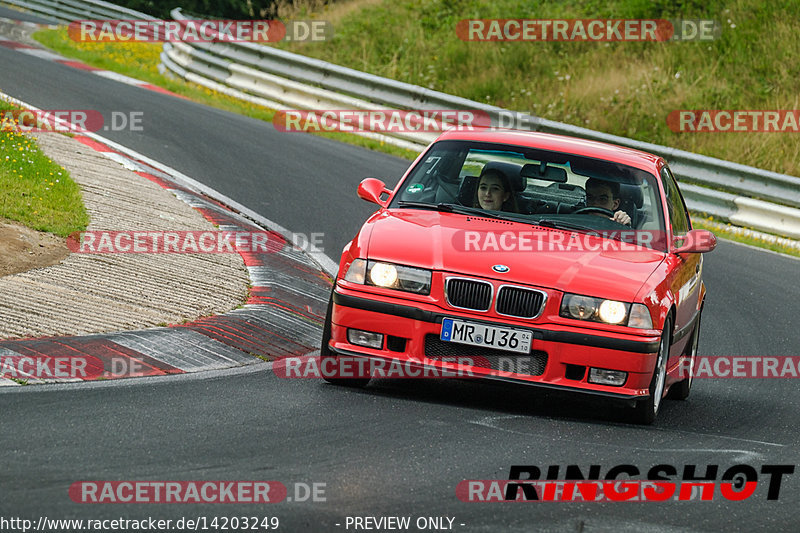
672 229 717 254
357 178 391 207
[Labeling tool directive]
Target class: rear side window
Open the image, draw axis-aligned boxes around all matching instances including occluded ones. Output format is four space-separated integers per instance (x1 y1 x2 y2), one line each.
660 167 690 236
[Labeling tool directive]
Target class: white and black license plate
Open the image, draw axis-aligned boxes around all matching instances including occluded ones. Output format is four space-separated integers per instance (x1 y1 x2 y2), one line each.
440 318 532 354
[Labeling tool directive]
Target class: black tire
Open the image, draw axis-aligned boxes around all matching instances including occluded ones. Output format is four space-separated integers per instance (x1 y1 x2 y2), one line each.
320 292 371 388
667 312 701 401
628 316 672 425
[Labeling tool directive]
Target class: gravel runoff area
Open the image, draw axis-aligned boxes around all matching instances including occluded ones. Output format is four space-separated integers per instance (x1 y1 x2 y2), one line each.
0 132 250 339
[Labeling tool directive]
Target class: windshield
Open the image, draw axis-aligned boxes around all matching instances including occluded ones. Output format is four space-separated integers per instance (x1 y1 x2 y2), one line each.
390 140 666 251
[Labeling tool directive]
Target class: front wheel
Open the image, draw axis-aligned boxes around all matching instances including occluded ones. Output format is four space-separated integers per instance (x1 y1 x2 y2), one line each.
667 312 701 400
628 316 672 425
320 291 371 388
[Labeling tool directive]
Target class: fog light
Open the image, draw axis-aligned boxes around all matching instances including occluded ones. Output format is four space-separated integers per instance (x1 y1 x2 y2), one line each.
347 329 383 349
588 368 627 386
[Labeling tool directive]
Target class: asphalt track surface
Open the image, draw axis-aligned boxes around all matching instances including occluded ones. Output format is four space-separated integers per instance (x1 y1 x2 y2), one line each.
2 19 800 532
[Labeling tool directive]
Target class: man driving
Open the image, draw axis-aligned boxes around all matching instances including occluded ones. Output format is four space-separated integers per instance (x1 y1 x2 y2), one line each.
584 178 631 225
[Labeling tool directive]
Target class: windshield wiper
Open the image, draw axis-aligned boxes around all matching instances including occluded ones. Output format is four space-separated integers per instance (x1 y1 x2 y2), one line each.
396 201 504 219
396 201 454 211
535 218 599 234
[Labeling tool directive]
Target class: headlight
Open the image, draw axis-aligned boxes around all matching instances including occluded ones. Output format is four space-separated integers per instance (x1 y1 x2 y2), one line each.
598 300 627 324
560 293 631 326
566 295 597 320
369 262 398 287
344 259 431 295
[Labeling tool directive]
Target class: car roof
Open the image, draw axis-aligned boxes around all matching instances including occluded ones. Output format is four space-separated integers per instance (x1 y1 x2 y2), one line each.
436 129 663 173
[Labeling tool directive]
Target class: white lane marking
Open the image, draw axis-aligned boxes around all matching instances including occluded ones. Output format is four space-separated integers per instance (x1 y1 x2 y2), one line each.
101 151 142 171
650 427 787 448
624 448 765 462
93 70 148 86
469 414 784 460
16 48 62 60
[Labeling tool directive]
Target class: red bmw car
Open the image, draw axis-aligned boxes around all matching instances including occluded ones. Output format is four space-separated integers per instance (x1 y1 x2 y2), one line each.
321 130 716 424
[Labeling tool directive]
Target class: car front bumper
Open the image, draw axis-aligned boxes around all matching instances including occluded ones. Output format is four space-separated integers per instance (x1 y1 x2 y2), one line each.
329 286 662 401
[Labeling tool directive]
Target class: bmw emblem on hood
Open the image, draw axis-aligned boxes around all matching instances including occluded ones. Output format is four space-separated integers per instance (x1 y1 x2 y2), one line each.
492 264 510 273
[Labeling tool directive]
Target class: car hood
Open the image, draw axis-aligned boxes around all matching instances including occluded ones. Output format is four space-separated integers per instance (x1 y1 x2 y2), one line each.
364 210 665 301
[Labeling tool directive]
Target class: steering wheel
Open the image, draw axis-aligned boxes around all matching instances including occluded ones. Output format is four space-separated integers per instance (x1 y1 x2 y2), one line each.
572 206 615 217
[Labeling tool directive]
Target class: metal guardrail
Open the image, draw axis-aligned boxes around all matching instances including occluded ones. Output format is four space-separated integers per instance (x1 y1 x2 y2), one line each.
3 0 800 238
0 0 153 23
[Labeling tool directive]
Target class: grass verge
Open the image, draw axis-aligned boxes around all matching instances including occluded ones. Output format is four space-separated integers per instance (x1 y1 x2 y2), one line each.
0 100 88 237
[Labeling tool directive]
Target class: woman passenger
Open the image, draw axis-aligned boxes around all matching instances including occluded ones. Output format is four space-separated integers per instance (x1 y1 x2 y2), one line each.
473 169 519 212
